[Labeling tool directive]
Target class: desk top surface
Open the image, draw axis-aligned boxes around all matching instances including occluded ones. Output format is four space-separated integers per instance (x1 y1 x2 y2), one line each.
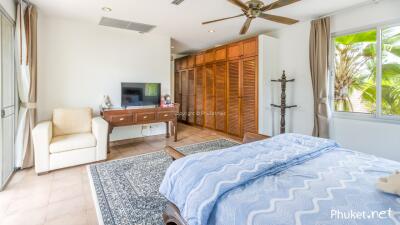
102 104 178 112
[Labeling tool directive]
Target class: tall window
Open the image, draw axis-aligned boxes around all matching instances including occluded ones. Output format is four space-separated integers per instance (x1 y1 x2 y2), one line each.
382 26 400 116
332 24 400 118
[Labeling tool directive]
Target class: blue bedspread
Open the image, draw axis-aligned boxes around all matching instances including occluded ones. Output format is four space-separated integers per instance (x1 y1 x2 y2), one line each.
159 134 400 225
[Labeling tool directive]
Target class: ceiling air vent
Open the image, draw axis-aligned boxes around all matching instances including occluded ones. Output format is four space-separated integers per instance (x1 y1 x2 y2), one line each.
99 17 156 33
171 0 185 5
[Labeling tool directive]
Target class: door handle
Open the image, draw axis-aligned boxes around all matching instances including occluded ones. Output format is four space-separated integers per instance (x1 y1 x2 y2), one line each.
1 109 5 118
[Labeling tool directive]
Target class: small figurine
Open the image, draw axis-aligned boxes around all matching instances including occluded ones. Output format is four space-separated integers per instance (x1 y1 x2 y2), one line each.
102 95 113 109
164 94 172 105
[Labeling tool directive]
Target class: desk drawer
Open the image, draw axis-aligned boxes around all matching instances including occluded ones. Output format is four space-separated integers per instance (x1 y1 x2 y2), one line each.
157 112 176 121
110 114 133 125
136 112 156 123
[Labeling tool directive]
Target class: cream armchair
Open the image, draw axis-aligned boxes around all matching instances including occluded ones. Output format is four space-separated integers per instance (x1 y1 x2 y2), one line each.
32 108 108 174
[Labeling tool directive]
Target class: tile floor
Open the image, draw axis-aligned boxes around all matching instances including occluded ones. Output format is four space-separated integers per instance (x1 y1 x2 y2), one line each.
0 124 241 225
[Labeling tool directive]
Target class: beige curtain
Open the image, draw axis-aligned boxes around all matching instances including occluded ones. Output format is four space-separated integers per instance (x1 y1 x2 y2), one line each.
309 17 330 138
15 3 38 168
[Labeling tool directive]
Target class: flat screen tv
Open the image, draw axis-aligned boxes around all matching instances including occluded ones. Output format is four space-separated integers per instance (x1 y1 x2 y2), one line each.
121 83 161 107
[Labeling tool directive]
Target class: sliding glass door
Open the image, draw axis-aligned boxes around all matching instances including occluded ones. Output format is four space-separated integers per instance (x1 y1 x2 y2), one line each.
0 10 15 190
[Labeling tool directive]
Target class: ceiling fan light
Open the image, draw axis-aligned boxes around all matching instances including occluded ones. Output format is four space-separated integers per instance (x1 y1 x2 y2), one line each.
201 0 300 35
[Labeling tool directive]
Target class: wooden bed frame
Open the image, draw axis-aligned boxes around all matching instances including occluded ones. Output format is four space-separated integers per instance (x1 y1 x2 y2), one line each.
162 132 269 225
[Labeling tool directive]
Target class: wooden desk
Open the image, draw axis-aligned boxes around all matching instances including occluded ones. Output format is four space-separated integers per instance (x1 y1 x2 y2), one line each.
101 104 179 151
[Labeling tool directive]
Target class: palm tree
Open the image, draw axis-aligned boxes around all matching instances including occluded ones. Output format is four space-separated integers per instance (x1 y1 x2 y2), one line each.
334 27 400 115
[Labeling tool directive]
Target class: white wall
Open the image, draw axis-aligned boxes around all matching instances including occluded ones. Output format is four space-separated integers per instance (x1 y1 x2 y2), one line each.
331 118 400 161
268 22 314 136
258 35 280 136
330 0 400 33
0 0 15 20
267 0 400 161
37 16 171 141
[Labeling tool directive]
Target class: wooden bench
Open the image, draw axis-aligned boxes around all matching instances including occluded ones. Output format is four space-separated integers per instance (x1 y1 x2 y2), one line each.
165 132 269 161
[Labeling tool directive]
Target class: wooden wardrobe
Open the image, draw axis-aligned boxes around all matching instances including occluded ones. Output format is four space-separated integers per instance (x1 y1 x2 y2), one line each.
175 55 195 124
174 37 258 137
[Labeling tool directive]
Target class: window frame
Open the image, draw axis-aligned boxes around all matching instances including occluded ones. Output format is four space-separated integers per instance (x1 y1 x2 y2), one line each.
329 20 400 124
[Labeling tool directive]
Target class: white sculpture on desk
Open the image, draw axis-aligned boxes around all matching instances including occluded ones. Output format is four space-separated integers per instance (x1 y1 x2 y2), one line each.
164 94 172 105
102 95 113 109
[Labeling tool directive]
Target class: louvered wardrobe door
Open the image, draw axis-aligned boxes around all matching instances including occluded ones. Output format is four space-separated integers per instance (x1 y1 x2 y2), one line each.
180 71 189 122
195 66 204 126
227 60 241 136
204 64 215 129
241 56 258 135
215 61 227 132
187 69 195 124
174 71 182 120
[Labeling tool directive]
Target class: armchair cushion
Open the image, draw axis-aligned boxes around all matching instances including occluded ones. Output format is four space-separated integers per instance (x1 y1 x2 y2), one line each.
53 108 92 136
49 133 96 154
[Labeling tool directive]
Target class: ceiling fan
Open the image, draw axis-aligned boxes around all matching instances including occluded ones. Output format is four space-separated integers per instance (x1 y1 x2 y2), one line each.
202 0 301 35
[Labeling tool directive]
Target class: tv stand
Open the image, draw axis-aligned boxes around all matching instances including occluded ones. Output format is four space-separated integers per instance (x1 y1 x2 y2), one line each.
101 104 180 152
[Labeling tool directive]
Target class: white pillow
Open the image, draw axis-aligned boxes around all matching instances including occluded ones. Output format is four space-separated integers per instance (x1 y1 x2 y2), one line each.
52 108 92 136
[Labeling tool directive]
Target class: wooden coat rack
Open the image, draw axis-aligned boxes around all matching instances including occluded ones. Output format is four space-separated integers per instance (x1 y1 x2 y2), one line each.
271 71 297 134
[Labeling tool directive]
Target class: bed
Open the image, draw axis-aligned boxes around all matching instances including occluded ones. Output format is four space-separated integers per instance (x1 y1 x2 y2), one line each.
159 133 400 225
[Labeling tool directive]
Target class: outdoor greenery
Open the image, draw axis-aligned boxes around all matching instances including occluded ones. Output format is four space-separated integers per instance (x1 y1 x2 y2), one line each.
334 26 400 116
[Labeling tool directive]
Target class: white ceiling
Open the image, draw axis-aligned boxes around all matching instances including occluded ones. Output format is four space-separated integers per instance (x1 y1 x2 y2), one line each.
31 0 374 54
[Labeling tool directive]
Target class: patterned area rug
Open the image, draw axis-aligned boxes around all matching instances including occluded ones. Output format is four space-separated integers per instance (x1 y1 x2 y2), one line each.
88 139 239 225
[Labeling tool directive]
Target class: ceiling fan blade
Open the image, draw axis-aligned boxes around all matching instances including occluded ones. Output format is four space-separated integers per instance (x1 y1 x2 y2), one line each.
171 0 185 5
259 13 299 25
202 14 245 25
240 18 253 35
261 0 301 11
228 0 249 11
